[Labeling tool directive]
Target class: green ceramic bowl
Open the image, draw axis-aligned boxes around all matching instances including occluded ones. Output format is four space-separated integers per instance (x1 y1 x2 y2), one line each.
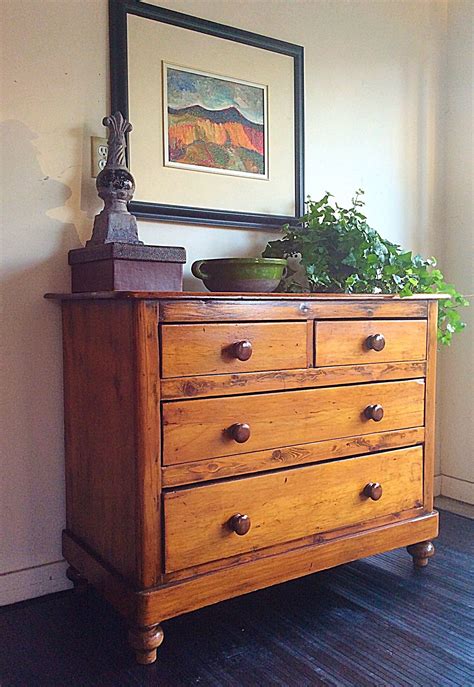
191 257 288 293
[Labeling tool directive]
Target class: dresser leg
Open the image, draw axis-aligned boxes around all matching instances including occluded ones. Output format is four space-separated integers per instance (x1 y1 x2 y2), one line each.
128 624 164 665
66 565 89 593
406 540 435 569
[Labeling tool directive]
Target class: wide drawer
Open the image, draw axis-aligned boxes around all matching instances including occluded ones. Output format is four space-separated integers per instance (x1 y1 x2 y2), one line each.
164 446 423 572
162 379 425 465
315 319 427 367
161 322 308 377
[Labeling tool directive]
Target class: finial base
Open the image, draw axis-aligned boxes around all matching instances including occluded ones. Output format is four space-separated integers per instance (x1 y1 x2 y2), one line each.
87 209 142 247
69 242 186 293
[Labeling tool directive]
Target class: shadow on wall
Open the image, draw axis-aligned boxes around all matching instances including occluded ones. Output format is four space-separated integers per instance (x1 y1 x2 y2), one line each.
0 120 80 575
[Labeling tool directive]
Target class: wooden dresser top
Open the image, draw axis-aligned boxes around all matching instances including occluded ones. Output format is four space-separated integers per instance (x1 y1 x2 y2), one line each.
45 291 447 301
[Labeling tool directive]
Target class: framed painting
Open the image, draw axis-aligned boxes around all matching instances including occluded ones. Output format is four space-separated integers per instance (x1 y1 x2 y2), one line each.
109 0 305 229
163 64 268 180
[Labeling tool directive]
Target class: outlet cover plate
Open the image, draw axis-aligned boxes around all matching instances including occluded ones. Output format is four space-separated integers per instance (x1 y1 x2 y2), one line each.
91 136 108 178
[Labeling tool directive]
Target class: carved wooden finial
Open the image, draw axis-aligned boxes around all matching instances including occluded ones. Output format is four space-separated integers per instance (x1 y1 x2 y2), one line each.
87 111 142 246
102 112 132 168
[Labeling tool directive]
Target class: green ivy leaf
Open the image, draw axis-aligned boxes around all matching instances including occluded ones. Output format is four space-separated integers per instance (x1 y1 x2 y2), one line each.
264 191 468 345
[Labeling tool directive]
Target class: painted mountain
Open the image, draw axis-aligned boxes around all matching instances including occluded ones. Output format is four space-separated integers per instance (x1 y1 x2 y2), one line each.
165 66 266 177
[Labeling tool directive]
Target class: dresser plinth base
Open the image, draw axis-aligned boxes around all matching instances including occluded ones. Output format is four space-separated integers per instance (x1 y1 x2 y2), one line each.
63 511 438 663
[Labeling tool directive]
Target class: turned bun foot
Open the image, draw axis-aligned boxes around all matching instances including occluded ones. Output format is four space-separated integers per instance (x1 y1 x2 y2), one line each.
66 566 89 593
128 624 164 665
407 540 435 569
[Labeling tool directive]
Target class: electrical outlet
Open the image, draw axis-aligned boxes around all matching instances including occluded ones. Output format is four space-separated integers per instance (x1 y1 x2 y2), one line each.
91 136 108 178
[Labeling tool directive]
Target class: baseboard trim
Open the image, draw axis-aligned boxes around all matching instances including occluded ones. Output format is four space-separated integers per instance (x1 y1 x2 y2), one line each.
0 560 71 606
435 496 474 519
441 475 474 505
434 474 441 497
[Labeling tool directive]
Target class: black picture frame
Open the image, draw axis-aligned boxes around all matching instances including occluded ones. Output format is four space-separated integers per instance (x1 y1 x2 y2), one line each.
109 0 305 230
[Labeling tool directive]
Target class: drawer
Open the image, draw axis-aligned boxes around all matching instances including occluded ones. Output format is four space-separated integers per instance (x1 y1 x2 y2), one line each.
162 379 425 465
164 446 423 571
161 322 308 377
315 319 427 367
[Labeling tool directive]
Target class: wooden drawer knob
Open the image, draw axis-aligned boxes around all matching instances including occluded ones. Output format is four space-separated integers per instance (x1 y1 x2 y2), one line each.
363 482 383 501
227 423 251 443
364 404 384 421
232 340 253 361
228 513 251 536
366 333 386 351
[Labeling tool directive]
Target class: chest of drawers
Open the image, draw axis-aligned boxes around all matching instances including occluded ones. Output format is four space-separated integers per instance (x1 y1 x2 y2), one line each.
54 292 441 664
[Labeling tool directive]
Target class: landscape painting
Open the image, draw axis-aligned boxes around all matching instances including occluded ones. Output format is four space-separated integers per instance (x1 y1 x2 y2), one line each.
163 64 267 178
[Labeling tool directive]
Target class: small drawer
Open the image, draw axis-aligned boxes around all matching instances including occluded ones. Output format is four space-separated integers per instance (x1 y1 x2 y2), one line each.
161 322 308 377
162 379 425 465
164 446 423 572
315 319 427 367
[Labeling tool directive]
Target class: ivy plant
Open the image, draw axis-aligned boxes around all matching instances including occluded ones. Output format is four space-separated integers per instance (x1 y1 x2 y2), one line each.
263 190 468 345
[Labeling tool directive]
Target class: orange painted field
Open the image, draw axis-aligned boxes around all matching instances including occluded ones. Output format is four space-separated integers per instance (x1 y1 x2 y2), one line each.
167 105 265 174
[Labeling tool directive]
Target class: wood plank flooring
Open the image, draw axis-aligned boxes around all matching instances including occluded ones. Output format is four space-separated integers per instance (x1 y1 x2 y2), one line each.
1 511 473 686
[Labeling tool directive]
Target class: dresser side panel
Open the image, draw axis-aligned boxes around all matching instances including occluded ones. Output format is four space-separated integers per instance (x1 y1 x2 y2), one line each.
62 300 138 582
424 300 439 509
133 301 162 587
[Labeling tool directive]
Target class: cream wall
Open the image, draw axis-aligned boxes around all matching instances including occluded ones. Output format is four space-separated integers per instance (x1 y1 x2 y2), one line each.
0 0 466 604
0 0 108 604
438 0 474 504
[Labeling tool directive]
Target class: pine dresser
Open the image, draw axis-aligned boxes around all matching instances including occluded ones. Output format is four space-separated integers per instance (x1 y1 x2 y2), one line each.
49 291 442 664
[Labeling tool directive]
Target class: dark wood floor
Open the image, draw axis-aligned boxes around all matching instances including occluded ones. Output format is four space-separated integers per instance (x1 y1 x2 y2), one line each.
1 510 473 687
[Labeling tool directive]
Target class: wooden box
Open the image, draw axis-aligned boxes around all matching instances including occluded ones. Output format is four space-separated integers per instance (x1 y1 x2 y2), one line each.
68 243 186 293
